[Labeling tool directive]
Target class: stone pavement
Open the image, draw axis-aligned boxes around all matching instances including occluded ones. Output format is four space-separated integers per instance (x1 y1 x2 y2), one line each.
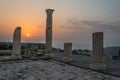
53 52 120 77
0 60 120 80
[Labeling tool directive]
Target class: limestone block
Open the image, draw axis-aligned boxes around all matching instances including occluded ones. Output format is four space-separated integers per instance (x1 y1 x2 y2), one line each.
89 32 107 70
12 27 22 59
63 43 72 62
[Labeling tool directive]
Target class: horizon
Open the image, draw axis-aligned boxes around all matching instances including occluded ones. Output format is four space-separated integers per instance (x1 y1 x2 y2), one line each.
0 41 120 50
0 0 120 49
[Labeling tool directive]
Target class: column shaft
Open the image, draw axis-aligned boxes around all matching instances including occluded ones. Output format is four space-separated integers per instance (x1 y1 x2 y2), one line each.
89 32 107 70
63 43 72 62
92 32 103 63
45 9 54 57
12 27 22 59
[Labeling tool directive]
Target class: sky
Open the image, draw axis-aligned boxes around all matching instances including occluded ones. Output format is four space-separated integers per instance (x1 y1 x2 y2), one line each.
0 0 120 49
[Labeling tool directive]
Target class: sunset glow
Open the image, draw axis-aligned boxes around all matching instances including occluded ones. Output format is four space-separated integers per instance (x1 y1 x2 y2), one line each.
26 33 30 37
0 0 120 49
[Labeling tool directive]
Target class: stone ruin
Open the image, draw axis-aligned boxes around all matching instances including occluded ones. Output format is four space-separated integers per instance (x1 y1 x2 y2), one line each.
22 48 45 59
89 32 107 70
45 9 54 58
0 9 107 70
0 27 22 60
63 43 72 62
12 27 22 59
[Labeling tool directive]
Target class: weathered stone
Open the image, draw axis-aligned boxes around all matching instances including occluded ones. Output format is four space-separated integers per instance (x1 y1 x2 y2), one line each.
12 27 22 59
0 60 119 80
89 32 107 70
63 43 72 62
45 9 54 58
22 50 31 58
0 50 12 55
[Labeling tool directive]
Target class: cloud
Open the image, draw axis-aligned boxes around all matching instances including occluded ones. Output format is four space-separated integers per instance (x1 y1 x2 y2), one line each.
53 19 120 49
62 19 120 32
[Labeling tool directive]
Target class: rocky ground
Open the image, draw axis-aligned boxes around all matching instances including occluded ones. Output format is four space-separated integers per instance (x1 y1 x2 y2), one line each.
53 52 120 76
0 60 120 80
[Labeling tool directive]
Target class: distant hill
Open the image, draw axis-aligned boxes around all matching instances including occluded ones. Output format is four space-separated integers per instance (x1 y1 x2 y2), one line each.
104 46 120 57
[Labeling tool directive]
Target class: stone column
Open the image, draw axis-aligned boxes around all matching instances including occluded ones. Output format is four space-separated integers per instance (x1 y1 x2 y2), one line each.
89 32 106 70
63 43 72 62
12 27 22 59
45 9 54 58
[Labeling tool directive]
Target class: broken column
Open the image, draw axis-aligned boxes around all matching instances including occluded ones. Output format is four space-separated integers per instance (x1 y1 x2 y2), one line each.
12 27 22 59
63 43 72 62
45 9 54 58
89 32 107 70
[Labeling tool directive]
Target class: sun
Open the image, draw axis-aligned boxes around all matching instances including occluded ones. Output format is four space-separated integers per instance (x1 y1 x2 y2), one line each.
26 33 30 37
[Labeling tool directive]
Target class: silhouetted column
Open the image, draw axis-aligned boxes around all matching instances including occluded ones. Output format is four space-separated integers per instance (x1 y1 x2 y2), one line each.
45 9 54 58
12 27 22 59
63 43 72 62
89 32 106 70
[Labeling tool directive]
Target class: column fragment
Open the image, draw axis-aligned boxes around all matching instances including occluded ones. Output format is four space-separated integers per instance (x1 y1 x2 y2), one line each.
89 32 106 70
12 27 22 59
63 43 72 62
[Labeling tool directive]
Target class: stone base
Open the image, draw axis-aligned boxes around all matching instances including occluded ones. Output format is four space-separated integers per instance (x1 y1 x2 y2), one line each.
89 63 107 70
0 55 22 61
0 56 12 61
11 55 22 59
62 57 71 63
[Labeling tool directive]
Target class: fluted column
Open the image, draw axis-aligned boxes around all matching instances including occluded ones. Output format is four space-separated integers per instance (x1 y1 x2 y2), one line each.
45 9 54 58
89 32 106 70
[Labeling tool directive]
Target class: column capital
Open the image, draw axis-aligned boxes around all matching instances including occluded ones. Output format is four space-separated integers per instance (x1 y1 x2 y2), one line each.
46 9 54 15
